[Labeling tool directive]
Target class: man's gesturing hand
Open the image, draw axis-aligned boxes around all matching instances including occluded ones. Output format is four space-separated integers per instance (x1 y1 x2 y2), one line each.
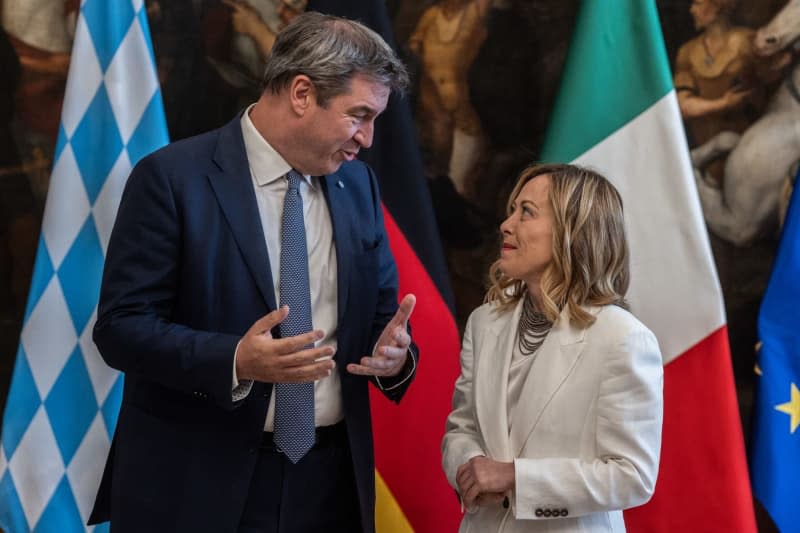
347 294 416 377
236 306 335 383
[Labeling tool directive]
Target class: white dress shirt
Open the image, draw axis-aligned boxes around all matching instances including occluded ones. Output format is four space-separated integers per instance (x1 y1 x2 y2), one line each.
234 104 343 430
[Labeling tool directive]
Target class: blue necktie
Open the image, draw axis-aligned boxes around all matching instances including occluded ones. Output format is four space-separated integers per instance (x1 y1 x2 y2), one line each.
273 170 315 463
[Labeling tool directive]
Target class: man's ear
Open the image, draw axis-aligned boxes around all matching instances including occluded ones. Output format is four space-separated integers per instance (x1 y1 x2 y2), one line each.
288 75 315 116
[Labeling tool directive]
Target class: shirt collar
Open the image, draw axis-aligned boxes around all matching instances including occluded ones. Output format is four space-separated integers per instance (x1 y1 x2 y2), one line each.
240 103 314 188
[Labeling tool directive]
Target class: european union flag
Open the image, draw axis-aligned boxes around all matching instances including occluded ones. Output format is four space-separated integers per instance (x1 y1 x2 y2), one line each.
751 174 800 532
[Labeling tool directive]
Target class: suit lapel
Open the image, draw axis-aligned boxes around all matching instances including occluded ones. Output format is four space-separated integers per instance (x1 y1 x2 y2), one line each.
509 308 587 456
474 300 522 461
206 115 277 311
320 172 352 325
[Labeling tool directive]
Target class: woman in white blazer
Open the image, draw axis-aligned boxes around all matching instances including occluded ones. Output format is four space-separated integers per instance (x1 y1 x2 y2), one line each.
442 163 663 533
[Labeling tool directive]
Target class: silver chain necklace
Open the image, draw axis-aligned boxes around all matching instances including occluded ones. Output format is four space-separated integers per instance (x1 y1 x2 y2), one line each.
517 294 553 356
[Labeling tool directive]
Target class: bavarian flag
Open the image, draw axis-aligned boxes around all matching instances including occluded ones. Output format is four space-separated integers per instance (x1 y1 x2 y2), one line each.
0 1 168 530
308 1 463 531
540 1 756 531
751 173 800 532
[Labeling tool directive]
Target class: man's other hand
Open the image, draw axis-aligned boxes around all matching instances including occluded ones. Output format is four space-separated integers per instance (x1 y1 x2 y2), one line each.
347 294 416 377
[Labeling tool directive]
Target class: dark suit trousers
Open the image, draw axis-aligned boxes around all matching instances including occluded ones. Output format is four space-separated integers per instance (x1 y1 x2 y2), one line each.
237 422 362 533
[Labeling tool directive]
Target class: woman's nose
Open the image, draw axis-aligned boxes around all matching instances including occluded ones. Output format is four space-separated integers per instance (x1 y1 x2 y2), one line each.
500 215 513 235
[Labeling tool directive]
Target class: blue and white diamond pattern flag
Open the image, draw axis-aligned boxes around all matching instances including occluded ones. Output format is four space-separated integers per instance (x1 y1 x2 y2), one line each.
0 1 168 530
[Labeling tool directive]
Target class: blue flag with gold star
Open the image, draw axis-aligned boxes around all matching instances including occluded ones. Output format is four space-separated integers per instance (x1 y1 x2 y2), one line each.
751 173 800 532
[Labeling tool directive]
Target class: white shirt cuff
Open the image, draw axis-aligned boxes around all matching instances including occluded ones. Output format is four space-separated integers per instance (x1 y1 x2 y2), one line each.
375 344 417 391
232 339 253 401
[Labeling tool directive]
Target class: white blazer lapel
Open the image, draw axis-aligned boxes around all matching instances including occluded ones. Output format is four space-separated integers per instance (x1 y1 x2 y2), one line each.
474 299 523 461
509 308 588 456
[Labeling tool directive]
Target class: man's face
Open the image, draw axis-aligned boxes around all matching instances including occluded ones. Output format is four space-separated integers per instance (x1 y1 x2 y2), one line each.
296 74 390 176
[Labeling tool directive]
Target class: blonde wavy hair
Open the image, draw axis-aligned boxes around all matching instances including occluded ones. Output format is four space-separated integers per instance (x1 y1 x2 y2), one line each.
485 163 630 328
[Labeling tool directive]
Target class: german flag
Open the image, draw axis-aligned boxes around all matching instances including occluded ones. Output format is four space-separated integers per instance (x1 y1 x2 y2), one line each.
308 1 463 530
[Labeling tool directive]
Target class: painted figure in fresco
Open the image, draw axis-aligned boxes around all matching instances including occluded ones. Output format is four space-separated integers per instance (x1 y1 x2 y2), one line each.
674 0 788 188
210 0 306 89
691 0 800 245
144 0 305 138
755 0 800 225
226 0 306 63
408 0 490 197
1 0 78 205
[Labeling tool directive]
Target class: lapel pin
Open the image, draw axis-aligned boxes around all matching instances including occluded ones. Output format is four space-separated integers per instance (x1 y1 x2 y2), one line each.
336 180 345 189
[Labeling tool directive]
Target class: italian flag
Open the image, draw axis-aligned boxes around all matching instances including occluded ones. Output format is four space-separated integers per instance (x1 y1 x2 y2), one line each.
539 1 757 531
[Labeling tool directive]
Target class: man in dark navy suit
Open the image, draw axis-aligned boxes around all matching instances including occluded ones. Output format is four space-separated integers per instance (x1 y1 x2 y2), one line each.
89 12 417 533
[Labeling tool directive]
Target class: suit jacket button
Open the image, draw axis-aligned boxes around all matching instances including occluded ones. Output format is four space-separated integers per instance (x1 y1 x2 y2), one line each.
535 509 544 517
561 509 569 516
543 509 552 517
502 497 509 509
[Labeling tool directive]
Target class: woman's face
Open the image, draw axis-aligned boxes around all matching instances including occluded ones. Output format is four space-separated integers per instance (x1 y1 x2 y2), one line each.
498 175 555 287
690 0 721 30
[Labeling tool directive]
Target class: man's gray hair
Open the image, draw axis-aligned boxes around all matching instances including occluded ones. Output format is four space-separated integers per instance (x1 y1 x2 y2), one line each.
262 11 409 106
